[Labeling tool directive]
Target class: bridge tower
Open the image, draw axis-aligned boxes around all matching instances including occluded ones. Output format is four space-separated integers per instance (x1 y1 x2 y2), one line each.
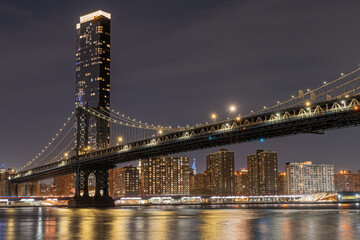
75 10 111 154
71 10 114 207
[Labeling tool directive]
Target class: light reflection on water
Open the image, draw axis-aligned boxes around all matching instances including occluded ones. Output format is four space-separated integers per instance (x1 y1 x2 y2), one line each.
0 206 360 240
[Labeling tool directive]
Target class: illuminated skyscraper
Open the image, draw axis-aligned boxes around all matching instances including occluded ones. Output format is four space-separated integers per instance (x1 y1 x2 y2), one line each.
75 10 111 151
247 150 278 195
140 157 190 195
206 149 235 195
286 161 334 194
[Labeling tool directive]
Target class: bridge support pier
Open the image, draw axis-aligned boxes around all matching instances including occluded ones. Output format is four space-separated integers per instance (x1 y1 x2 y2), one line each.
69 165 114 208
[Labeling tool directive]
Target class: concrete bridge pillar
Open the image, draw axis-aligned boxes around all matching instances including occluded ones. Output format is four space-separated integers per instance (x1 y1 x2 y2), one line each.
69 165 114 207
0 180 11 196
10 183 18 196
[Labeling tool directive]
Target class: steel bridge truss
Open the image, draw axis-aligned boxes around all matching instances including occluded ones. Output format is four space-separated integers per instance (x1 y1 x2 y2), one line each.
11 96 360 183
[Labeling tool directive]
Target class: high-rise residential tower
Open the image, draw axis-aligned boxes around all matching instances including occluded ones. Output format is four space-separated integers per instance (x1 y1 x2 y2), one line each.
247 150 278 195
285 161 334 194
206 149 235 195
140 157 190 195
110 166 140 196
234 169 248 195
75 10 111 151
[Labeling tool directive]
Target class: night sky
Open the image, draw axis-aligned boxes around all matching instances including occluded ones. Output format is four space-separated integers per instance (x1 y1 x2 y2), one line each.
1 0 360 174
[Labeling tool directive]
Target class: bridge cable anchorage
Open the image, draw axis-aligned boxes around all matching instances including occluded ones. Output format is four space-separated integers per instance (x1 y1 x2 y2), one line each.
16 112 76 172
243 67 360 118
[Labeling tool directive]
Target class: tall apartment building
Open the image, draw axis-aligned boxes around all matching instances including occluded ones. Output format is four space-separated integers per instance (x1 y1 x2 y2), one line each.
247 150 278 195
110 165 139 196
75 10 111 150
234 169 248 195
286 161 335 194
335 170 360 192
206 149 235 195
140 157 190 195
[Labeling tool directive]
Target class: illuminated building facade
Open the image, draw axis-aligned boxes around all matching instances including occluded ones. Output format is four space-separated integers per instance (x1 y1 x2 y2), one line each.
75 10 111 150
53 173 75 195
206 149 235 195
277 172 286 195
110 165 139 196
335 170 360 192
234 169 248 195
140 157 190 195
285 161 335 194
190 172 209 195
247 150 278 195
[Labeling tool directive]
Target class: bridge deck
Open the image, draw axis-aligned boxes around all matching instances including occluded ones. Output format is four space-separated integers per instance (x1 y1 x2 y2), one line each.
11 95 360 182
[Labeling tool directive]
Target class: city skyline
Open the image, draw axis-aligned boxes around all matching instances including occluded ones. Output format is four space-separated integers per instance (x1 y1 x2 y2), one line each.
2 3 360 239
2 1 360 173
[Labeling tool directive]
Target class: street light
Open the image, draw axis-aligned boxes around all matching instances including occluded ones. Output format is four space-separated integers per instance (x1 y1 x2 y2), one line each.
117 137 123 145
211 113 217 122
229 105 236 112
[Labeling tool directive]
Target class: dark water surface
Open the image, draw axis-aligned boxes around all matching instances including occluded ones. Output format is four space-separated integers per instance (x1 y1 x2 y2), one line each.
1 205 360 240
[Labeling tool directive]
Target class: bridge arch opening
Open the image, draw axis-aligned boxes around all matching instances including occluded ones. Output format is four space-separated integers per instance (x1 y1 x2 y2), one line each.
88 172 96 197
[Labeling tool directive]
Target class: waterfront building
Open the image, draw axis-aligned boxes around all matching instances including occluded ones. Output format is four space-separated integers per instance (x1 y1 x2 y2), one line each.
140 156 190 195
206 149 235 195
285 161 335 194
75 10 111 150
190 172 209 195
110 165 139 196
234 168 248 195
247 150 278 195
335 170 360 192
53 174 74 195
277 172 286 195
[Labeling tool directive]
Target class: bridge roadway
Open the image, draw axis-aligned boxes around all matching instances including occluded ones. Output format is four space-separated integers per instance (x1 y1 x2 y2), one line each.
11 95 360 183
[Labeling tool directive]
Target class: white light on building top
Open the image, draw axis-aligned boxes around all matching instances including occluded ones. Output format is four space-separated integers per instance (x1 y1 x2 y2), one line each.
79 10 111 23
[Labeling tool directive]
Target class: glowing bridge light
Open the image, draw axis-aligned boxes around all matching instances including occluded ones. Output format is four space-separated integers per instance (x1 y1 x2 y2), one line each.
229 105 236 112
211 113 217 121
260 138 264 142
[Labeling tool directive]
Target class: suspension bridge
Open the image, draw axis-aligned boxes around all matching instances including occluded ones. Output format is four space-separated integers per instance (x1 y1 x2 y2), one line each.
3 10 360 207
2 65 360 206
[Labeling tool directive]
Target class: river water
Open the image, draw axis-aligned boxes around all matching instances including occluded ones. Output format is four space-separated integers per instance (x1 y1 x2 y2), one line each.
0 205 360 240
